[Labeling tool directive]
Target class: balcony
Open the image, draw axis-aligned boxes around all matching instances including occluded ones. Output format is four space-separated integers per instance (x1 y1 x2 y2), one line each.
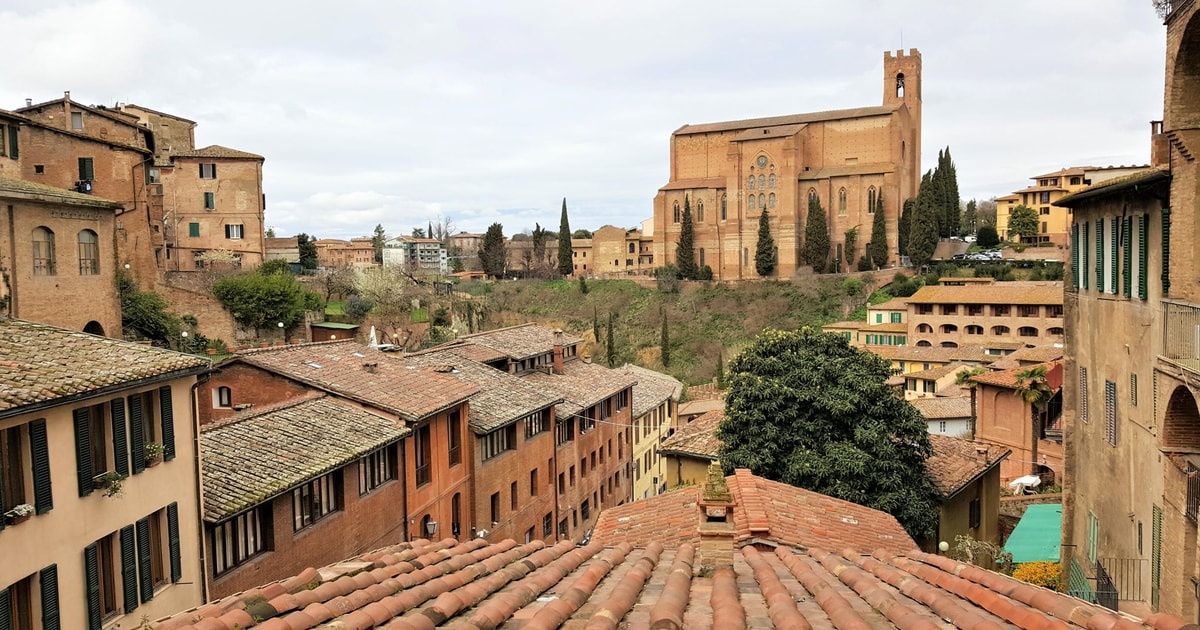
1161 299 1200 374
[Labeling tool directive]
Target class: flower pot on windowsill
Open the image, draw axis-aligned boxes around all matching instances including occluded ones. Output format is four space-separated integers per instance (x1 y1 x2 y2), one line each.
4 504 34 525
144 442 165 468
93 472 127 498
146 457 161 468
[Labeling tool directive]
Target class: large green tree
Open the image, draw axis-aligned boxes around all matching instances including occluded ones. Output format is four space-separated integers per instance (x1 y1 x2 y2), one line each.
755 209 777 277
371 224 386 264
212 268 323 333
717 328 940 539
478 223 507 278
1008 205 1040 242
296 233 318 270
867 195 888 268
557 198 574 276
802 196 829 273
906 171 940 267
676 196 698 280
898 199 914 256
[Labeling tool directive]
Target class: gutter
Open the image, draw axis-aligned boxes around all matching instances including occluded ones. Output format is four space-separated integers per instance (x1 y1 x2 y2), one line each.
940 449 1012 501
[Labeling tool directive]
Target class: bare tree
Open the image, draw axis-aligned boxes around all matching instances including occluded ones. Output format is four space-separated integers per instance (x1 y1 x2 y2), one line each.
354 266 425 341
316 267 356 302
429 214 457 244
975 198 998 227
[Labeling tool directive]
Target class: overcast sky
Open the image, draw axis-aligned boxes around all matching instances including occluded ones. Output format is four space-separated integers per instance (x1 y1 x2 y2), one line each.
0 0 1168 239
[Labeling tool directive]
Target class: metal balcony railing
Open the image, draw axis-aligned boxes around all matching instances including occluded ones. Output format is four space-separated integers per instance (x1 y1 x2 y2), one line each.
1162 300 1200 372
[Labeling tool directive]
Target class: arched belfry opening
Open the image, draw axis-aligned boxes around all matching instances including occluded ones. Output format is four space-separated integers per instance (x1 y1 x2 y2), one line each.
895 72 905 98
1168 11 1200 130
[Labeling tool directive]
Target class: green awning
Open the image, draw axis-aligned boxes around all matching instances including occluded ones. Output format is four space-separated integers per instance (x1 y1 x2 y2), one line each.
311 322 360 330
1004 503 1062 563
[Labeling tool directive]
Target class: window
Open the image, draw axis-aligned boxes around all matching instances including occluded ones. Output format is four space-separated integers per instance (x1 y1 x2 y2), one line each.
358 445 395 495
448 411 462 467
451 493 461 538
768 173 776 188
1047 327 1064 336
530 469 539 496
556 418 575 444
215 386 232 408
1018 326 1039 337
916 324 933 333
1131 373 1139 407
697 201 704 222
969 497 981 529
768 192 776 208
188 222 200 238
698 248 705 268
1087 512 1099 563
940 324 958 334
890 312 902 323
1018 305 1040 317
144 510 168 593
0 573 34 630
557 472 565 494
71 111 84 130
224 224 244 239
521 410 548 439
88 533 119 622
490 492 500 524
569 466 575 487
941 304 958 315
916 304 933 315
543 513 552 537
479 424 516 461
672 202 680 223
1080 367 1090 423
204 192 215 209
758 175 765 190
78 230 100 275
78 157 94 181
748 175 756 190
292 471 340 531
992 325 1010 335
212 507 269 576
1105 380 1118 446
808 188 818 203
721 195 727 220
868 186 877 212
938 421 947 433
414 425 431 486
991 305 1011 317
0 425 26 521
511 481 519 511
581 499 590 522
199 163 217 179
32 227 55 276
966 325 983 335
1047 305 1063 318
33 165 44 174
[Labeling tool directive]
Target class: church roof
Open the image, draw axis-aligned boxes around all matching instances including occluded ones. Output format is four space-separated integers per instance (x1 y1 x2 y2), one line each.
673 104 900 136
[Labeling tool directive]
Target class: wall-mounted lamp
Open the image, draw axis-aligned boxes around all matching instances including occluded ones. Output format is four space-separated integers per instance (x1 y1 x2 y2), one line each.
425 520 439 537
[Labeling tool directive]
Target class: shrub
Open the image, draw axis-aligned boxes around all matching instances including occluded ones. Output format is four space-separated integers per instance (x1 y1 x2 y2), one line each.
345 295 374 321
431 306 451 327
842 277 864 297
655 264 682 293
976 225 1000 248
1012 561 1063 591
857 256 873 271
698 265 714 281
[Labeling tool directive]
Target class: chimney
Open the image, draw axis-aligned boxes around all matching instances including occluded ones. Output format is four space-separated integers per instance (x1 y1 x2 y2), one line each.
975 444 991 466
1151 120 1168 168
64 90 70 101
24 98 31 107
362 362 378 373
696 462 736 569
552 329 564 375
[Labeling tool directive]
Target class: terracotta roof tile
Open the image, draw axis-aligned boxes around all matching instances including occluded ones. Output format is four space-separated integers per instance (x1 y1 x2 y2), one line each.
909 396 973 420
925 434 1010 498
156 524 1178 629
457 323 582 360
906 282 1064 306
0 176 123 208
0 318 209 416
236 341 477 421
1001 343 1065 364
903 363 971 381
398 348 560 434
660 408 724 459
619 364 683 417
971 360 1061 390
199 395 410 522
171 144 264 160
521 360 637 416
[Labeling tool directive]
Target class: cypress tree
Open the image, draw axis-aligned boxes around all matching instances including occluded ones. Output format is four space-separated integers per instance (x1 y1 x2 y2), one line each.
557 198 574 276
899 198 914 256
755 209 777 277
676 195 698 280
803 196 830 273
843 227 858 268
868 195 888 268
715 349 725 388
606 310 616 368
593 306 601 342
478 223 507 278
963 199 978 234
661 307 670 367
907 172 940 267
943 147 961 237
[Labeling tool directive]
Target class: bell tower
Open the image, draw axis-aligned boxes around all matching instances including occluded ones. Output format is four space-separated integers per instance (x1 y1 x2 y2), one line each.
884 48 922 205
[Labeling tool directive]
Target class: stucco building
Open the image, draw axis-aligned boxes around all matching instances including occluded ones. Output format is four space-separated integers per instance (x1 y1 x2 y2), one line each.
971 361 1063 487
660 407 723 489
0 318 209 629
926 435 1009 551
313 238 376 268
996 165 1150 245
383 236 447 274
905 280 1065 348
621 364 682 500
651 50 922 280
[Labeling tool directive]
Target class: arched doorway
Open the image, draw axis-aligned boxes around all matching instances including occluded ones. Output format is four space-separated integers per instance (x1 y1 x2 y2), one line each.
83 321 105 336
1163 386 1200 451
1168 11 1200 129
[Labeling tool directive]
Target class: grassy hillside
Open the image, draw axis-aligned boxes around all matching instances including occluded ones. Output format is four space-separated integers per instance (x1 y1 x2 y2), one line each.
463 276 877 386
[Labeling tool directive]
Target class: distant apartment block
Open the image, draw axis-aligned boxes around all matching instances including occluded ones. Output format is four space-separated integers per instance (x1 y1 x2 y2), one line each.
383 236 447 273
996 165 1148 245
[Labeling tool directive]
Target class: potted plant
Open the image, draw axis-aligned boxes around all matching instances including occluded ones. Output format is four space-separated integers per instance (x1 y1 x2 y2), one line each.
4 503 34 525
144 442 165 467
93 471 128 498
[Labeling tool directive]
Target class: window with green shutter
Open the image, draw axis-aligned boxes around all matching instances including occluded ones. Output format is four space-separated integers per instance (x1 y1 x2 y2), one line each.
110 399 128 477
1071 223 1079 289
73 409 93 497
188 222 200 238
1095 218 1104 292
83 543 101 630
1110 217 1119 295
129 395 145 475
1162 207 1171 294
203 192 215 210
159 386 175 462
39 565 58 630
1082 222 1090 290
77 157 94 182
29 419 51 514
167 502 182 582
136 518 153 603
120 525 137 614
1139 214 1149 300
1122 215 1132 297
1087 512 1099 563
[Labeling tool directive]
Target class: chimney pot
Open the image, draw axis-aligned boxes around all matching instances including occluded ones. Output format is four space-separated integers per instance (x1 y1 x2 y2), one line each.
24 98 31 107
64 90 70 100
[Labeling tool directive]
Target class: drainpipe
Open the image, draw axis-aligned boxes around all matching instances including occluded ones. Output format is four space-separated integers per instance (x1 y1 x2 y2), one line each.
189 371 211 603
399 433 408 542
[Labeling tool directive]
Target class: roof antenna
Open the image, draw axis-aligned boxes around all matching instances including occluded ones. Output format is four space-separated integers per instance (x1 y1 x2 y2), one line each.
900 30 903 50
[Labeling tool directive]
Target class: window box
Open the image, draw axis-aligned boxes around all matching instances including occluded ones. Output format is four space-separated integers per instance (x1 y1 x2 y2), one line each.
4 503 34 525
92 471 127 498
145 442 165 467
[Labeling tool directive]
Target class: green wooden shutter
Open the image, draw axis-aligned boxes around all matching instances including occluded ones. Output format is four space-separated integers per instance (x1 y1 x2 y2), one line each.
129 396 145 474
7 125 17 160
136 518 152 603
188 222 199 237
1071 223 1079 289
167 502 181 582
74 408 93 497
110 399 128 476
1082 222 1090 290
1162 207 1172 294
120 525 138 614
1110 218 1119 294
84 543 101 630
1122 216 1132 297
30 419 52 514
1152 504 1163 611
39 564 59 630
0 587 10 630
1139 214 1149 300
0 445 5 531
198 163 204 178
160 386 175 461
1095 218 1104 292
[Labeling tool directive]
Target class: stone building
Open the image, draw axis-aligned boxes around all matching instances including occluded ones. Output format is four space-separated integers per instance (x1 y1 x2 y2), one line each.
0 319 210 629
651 50 922 280
1053 2 1200 616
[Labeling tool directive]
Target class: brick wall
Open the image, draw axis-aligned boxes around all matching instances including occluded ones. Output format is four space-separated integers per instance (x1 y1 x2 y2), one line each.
472 416 557 544
404 403 473 544
206 450 408 599
158 281 241 345
197 362 315 425
999 492 1064 518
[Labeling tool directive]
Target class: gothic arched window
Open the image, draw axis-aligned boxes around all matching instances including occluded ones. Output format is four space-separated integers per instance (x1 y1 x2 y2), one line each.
768 193 776 208
673 202 680 223
838 188 847 216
